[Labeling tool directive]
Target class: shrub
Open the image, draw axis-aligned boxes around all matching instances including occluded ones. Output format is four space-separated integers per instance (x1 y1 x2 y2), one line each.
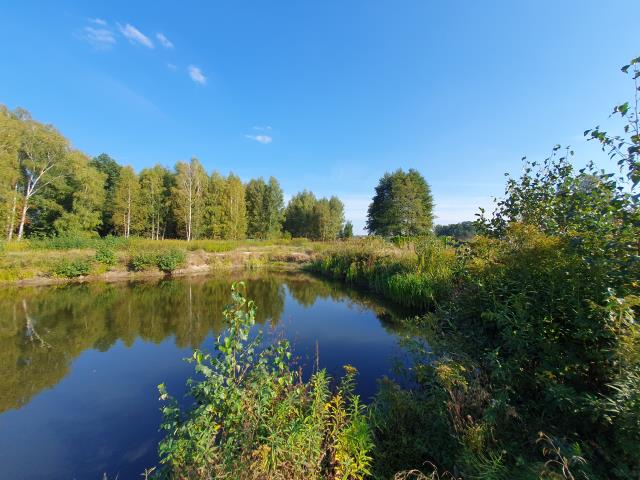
156 249 186 273
128 252 158 271
29 234 97 250
155 284 373 480
50 258 93 278
94 245 117 267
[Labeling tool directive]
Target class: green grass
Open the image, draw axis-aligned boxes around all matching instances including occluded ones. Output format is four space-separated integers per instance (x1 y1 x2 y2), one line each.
308 236 455 310
0 235 323 283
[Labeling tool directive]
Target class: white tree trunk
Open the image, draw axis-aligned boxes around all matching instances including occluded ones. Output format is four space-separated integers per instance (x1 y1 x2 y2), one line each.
16 200 29 240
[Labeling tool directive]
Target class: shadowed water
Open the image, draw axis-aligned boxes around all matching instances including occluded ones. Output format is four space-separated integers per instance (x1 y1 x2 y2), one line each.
0 272 408 479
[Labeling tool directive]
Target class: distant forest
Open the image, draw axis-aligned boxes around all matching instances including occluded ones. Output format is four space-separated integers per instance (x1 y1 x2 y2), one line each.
0 106 351 241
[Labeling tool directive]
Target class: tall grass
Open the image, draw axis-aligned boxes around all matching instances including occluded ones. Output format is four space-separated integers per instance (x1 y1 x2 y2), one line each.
308 236 455 310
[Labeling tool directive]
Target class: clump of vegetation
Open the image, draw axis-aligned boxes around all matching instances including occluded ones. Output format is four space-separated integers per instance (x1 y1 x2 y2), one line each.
94 244 117 267
434 221 476 242
129 252 158 271
156 249 186 273
50 258 93 278
128 249 185 273
359 57 640 479
366 168 434 236
155 283 373 479
309 235 455 309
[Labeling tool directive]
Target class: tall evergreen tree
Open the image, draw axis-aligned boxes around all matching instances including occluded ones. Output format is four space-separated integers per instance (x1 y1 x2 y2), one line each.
366 168 434 236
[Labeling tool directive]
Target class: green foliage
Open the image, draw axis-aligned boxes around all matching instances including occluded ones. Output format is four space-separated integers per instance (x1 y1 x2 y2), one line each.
156 249 186 273
309 236 455 310
128 252 158 271
434 221 476 241
284 191 346 240
29 233 96 250
367 169 434 237
1 105 350 243
129 249 186 273
340 220 354 239
155 284 373 479
585 56 640 186
50 258 92 278
246 176 285 239
317 56 640 479
90 153 122 236
94 244 117 267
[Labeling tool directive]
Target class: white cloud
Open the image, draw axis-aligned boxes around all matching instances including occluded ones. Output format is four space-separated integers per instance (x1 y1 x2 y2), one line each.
245 134 273 144
89 18 107 26
253 125 272 131
118 23 154 48
167 63 178 70
188 65 206 85
83 26 116 48
156 33 174 49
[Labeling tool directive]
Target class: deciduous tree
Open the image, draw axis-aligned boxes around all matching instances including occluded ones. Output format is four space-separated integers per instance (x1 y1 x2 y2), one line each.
366 169 434 237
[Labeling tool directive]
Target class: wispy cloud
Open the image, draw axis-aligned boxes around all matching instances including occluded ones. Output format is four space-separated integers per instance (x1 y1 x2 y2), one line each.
253 125 272 131
245 134 273 144
188 65 206 85
156 33 174 49
118 23 154 48
89 18 107 26
167 63 178 70
82 25 116 48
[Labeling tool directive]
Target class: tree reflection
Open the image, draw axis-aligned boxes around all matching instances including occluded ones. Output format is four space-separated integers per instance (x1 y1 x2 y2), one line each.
0 272 402 413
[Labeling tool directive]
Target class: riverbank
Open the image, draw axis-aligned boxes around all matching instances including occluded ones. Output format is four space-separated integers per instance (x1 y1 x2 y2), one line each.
309 228 640 479
0 238 320 286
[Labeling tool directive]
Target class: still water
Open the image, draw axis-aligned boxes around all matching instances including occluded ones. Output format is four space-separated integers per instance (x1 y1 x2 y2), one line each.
0 272 408 479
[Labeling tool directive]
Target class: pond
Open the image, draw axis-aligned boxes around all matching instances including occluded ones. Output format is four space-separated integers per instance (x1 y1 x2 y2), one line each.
0 272 411 479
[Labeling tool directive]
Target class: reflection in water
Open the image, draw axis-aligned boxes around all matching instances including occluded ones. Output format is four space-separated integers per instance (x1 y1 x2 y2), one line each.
0 272 403 415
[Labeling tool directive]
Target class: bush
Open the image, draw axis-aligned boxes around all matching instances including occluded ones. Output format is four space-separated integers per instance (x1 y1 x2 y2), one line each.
50 258 93 278
155 284 373 480
30 234 97 250
128 252 158 271
156 249 186 273
94 245 117 267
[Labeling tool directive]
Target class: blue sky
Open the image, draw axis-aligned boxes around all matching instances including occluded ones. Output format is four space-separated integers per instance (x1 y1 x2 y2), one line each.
1 1 638 233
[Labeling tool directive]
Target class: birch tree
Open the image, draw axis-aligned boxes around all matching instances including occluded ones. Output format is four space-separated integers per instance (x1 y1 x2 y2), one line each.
15 119 67 240
140 165 170 240
173 158 208 241
112 166 141 238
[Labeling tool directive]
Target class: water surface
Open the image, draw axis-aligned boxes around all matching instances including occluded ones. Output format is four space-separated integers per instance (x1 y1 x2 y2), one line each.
0 272 406 479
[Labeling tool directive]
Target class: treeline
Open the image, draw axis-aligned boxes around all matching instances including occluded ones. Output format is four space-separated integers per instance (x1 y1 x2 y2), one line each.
434 221 476 240
0 106 351 241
